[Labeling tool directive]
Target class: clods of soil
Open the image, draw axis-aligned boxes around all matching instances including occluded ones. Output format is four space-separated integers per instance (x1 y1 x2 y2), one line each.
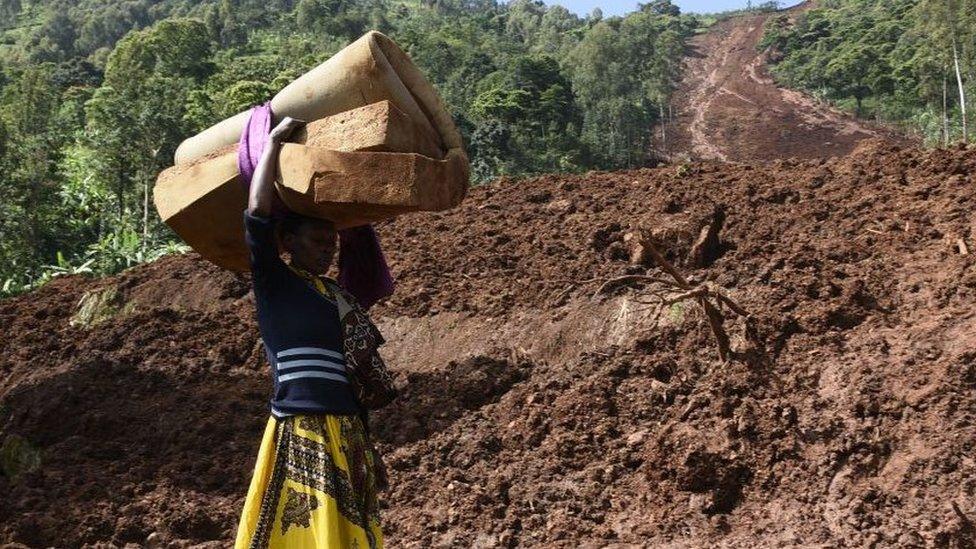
2 140 974 547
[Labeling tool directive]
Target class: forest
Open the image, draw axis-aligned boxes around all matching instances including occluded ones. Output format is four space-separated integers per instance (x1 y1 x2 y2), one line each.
0 0 698 296
761 0 976 145
6 0 970 297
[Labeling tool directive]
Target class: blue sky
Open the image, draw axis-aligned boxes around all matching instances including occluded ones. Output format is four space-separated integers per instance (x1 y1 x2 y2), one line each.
547 0 804 16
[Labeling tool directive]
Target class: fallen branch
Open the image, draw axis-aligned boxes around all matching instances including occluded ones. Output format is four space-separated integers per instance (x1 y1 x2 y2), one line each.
614 226 753 362
593 275 676 298
642 239 692 289
700 297 731 362
665 286 709 305
714 288 749 317
552 276 603 304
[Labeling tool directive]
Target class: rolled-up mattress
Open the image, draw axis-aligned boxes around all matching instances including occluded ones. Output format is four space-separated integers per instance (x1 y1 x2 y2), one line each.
155 99 468 272
174 30 464 164
155 30 471 272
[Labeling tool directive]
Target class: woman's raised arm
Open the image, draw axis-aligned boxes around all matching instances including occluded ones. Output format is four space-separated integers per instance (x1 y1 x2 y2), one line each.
247 116 305 217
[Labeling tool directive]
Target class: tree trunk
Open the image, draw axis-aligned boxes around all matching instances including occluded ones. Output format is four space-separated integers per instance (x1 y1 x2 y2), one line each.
608 124 615 166
659 102 667 153
142 174 149 252
944 66 950 146
25 148 42 263
953 35 968 142
116 162 125 223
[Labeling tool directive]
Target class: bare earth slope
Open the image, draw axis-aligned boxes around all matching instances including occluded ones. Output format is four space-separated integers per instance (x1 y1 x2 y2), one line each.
667 4 910 163
1 141 975 547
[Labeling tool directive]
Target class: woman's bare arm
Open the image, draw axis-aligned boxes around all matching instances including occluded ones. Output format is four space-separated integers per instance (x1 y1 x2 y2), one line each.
247 116 305 217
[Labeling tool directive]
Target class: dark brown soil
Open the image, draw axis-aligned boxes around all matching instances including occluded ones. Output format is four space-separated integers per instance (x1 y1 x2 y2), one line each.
2 139 975 547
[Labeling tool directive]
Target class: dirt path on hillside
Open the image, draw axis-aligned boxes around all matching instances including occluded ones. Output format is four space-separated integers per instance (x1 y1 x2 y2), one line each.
665 5 909 162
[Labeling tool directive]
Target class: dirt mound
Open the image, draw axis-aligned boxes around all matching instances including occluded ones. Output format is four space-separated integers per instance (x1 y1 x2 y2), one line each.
2 141 976 546
663 6 913 163
0 256 260 546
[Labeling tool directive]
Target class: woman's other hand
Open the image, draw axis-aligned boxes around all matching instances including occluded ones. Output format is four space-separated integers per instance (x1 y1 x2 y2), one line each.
269 116 306 144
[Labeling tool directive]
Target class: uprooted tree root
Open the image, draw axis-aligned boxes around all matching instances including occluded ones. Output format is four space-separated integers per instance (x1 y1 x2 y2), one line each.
596 226 756 363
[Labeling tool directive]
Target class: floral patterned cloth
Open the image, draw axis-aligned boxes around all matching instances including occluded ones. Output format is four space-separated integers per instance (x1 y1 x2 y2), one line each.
288 267 397 410
234 414 383 549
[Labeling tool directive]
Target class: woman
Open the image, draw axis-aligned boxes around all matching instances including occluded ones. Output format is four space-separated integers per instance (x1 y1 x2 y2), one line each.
235 116 384 549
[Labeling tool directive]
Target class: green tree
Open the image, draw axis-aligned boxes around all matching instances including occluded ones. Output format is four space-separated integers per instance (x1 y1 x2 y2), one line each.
641 0 680 16
0 0 21 28
0 64 65 283
0 0 698 291
763 0 975 143
86 18 213 251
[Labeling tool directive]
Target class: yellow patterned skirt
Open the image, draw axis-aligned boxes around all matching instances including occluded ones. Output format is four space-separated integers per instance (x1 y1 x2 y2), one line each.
235 414 384 548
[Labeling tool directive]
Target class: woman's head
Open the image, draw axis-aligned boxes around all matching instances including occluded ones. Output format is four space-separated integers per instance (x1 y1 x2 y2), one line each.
277 213 337 275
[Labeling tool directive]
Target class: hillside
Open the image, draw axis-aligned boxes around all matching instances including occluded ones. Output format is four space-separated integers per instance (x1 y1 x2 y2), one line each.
758 0 976 145
665 2 912 162
2 4 975 548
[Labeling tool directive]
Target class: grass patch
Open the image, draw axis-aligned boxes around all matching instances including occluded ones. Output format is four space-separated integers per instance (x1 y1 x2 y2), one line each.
0 434 42 479
70 285 135 328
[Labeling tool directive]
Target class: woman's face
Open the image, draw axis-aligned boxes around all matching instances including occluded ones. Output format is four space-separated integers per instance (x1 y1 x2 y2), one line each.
283 219 337 275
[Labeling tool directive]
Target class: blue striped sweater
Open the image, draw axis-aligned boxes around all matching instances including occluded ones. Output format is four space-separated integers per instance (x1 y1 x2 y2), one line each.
244 210 362 418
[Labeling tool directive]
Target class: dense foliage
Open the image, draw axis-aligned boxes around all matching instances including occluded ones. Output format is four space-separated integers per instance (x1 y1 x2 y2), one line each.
761 0 976 143
0 0 698 296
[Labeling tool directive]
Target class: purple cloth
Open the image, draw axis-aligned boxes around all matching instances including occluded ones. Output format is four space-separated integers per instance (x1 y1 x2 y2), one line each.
338 225 395 311
237 102 290 217
238 103 395 309
237 102 272 184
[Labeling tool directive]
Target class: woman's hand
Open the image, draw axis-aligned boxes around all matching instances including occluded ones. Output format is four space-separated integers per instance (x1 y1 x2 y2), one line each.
269 116 306 144
248 117 306 216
